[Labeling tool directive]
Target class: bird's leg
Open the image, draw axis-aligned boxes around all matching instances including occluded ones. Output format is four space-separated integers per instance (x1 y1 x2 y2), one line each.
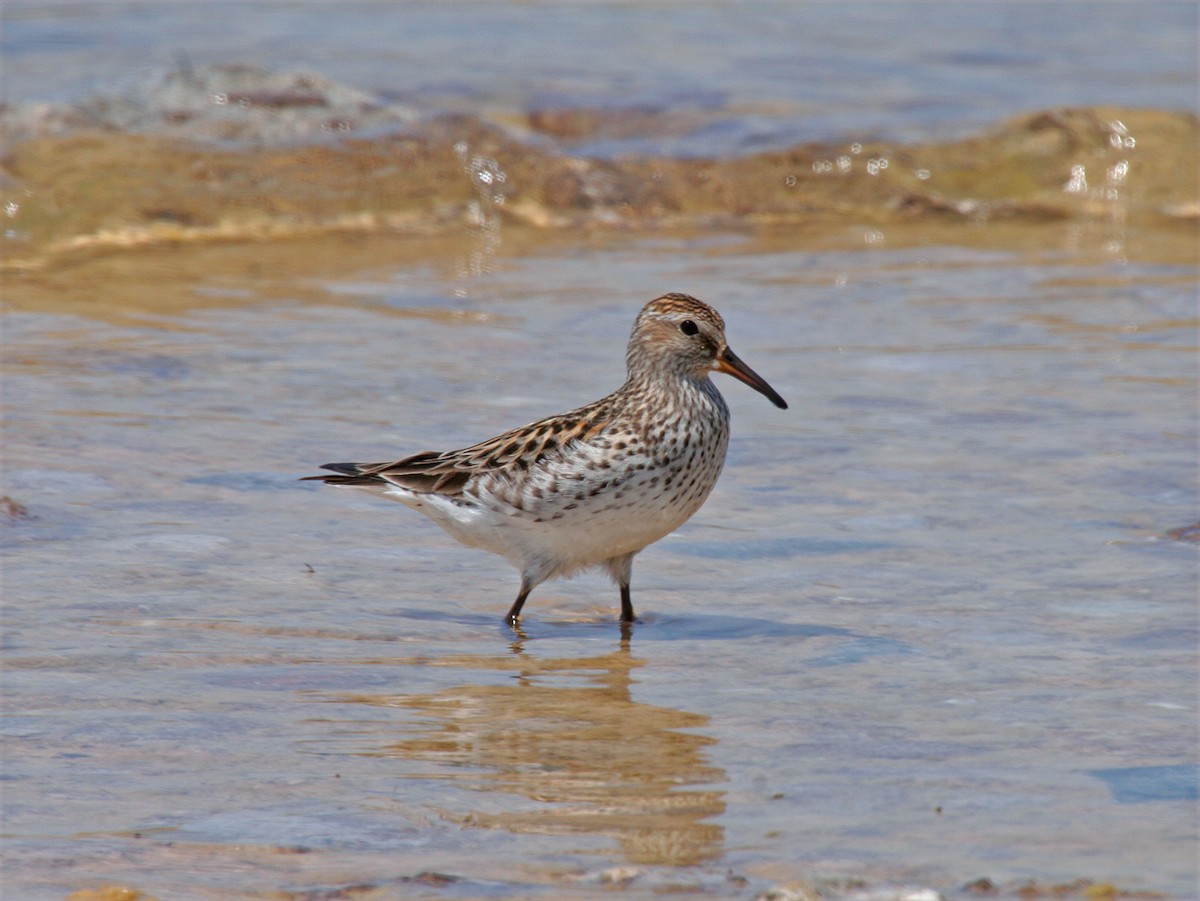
606 553 638 623
619 582 636 623
505 580 533 627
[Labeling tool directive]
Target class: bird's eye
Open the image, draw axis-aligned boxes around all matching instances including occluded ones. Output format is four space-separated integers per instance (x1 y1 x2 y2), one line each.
679 319 699 336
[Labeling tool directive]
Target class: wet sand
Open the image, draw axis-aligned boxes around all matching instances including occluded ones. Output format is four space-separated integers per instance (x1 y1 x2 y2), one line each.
4 89 1196 329
3 85 1197 272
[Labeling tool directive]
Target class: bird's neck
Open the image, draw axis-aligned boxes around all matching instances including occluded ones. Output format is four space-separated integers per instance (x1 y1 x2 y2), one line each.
621 366 727 419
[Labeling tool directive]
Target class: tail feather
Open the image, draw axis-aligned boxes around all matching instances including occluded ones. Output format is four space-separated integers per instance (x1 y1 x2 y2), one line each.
303 452 471 496
300 461 388 486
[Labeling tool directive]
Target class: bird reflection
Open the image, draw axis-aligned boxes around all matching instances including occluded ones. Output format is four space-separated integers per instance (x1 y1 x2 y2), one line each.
338 634 725 866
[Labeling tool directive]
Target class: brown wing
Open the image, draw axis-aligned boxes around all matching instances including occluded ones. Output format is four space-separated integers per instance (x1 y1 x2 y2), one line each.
303 397 613 499
302 452 472 495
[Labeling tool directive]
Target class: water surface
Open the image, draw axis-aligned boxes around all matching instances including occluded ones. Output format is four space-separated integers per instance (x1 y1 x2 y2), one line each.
4 232 1196 899
4 1 1196 154
2 3 1197 899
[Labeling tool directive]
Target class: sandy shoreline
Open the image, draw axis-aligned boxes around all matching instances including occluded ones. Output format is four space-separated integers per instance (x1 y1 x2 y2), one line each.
3 66 1196 280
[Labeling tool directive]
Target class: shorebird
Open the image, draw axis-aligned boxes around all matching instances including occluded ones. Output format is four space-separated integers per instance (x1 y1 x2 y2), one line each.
305 293 787 626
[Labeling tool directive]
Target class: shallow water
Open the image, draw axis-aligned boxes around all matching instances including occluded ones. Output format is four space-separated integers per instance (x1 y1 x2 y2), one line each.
3 229 1196 899
3 3 1198 898
5 1 1197 153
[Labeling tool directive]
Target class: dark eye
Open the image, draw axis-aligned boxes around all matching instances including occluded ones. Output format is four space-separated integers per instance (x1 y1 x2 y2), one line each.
679 319 699 337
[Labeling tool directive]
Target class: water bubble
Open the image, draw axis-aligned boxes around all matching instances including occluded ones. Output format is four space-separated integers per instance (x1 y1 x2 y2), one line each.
4 201 18 217
849 143 862 155
836 156 852 173
812 160 834 174
866 158 888 176
211 92 228 106
453 147 507 286
465 156 507 193
1108 160 1129 183
1108 120 1136 149
784 174 797 187
915 169 931 180
1064 165 1088 194
863 229 885 245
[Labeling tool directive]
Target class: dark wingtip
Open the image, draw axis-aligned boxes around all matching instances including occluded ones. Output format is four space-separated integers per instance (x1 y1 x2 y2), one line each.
319 462 363 475
299 462 366 483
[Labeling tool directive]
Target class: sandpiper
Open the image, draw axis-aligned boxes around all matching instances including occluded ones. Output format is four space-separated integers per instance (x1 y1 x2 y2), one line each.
305 293 787 625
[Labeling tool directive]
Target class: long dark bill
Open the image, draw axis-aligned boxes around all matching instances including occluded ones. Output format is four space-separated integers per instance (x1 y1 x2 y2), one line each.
715 347 788 409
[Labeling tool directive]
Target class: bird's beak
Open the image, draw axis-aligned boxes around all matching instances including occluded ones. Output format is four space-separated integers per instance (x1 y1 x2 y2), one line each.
714 347 788 409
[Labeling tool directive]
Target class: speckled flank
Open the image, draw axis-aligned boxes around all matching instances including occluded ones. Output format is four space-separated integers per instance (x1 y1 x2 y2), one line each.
307 293 786 624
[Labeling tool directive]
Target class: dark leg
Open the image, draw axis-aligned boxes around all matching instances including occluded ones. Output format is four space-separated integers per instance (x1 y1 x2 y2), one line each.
606 553 638 624
619 582 636 623
505 581 532 627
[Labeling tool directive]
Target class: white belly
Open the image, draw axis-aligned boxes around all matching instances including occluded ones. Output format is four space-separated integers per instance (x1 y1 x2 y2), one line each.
381 418 728 582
